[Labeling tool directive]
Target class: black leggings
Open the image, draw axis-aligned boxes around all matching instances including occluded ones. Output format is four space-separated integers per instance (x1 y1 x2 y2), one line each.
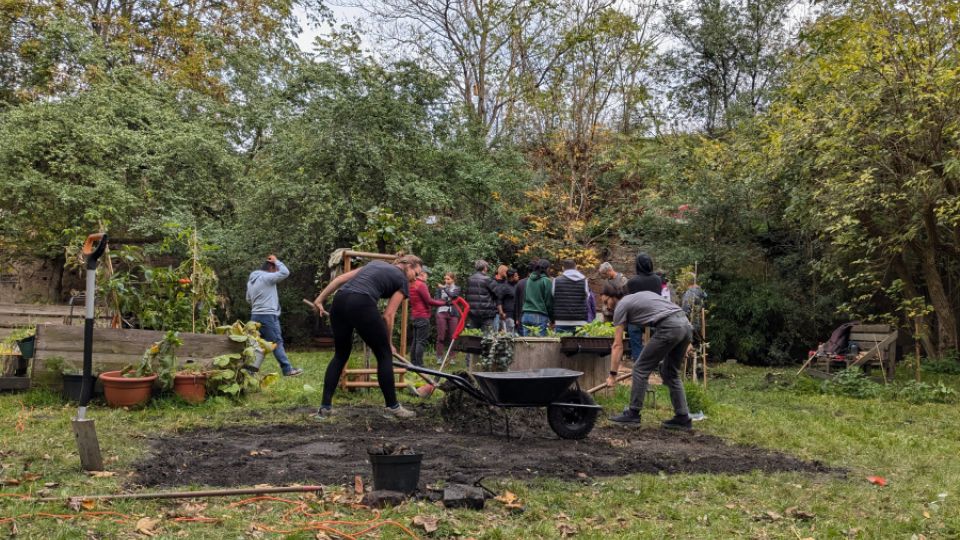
322 292 398 408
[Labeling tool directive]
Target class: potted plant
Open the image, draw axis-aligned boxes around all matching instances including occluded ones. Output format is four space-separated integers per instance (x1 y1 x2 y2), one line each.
6 327 36 361
46 357 98 402
559 321 616 355
100 331 181 408
173 361 208 404
452 328 485 355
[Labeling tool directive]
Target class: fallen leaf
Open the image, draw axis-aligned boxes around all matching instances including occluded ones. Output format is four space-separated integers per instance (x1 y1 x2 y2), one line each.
42 454 51 460
249 450 261 456
724 503 737 510
20 473 41 482
556 512 570 521
135 516 160 536
495 491 518 505
69 497 96 511
867 475 887 487
1 478 20 486
87 471 116 478
315 533 333 540
170 502 207 518
354 475 364 495
922 510 931 519
413 515 439 533
44 482 59 488
557 523 577 537
576 472 588 479
764 511 783 521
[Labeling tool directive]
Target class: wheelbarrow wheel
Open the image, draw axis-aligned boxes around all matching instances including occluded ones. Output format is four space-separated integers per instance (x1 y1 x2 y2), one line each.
547 389 598 440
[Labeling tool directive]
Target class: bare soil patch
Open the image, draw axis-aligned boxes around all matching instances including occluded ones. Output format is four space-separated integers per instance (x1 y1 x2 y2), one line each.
133 404 837 489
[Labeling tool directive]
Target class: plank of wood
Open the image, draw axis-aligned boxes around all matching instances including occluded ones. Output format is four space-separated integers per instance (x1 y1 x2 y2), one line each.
850 324 892 333
72 418 104 471
849 333 895 343
344 369 407 375
0 376 31 390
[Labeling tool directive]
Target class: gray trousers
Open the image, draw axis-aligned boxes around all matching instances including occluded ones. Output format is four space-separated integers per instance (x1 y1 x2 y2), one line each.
629 312 691 416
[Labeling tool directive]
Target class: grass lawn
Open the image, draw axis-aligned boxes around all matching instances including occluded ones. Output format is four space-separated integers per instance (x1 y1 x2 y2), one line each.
1 352 959 539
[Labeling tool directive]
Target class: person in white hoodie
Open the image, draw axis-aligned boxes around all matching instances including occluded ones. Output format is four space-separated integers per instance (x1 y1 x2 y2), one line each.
552 259 591 334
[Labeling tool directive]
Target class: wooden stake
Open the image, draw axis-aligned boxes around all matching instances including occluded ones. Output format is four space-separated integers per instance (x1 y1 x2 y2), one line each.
914 318 922 382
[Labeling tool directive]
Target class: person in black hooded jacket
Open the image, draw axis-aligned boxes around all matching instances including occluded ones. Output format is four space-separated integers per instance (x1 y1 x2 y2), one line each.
627 253 662 294
625 253 662 360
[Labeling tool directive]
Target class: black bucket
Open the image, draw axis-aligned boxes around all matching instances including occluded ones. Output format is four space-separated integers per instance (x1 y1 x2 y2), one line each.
17 336 36 360
62 374 98 402
368 452 423 493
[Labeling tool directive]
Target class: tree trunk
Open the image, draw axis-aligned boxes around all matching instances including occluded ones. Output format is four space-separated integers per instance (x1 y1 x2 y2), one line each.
918 241 958 354
892 254 938 358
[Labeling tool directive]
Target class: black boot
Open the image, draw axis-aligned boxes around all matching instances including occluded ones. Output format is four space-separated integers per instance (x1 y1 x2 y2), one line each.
661 414 693 431
610 407 641 424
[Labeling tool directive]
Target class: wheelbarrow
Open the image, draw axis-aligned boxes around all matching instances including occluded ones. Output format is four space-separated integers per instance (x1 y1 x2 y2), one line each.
393 362 602 439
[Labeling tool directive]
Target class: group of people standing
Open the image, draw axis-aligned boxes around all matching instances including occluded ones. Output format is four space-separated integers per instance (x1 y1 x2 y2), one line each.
248 251 706 425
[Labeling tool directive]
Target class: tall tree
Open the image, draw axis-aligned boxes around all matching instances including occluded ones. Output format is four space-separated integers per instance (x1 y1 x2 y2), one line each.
661 0 794 133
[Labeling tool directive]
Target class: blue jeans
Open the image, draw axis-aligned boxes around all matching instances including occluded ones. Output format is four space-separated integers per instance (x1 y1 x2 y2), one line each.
251 313 294 374
554 325 580 335
628 323 645 361
520 312 550 336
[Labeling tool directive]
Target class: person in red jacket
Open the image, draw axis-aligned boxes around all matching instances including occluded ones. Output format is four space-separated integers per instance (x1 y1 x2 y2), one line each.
410 268 446 366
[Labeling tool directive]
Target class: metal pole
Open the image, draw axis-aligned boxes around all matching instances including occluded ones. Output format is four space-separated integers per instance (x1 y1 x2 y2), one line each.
38 485 323 503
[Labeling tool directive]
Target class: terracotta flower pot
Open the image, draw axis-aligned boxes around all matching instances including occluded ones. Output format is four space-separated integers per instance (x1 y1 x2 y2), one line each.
173 372 208 404
99 371 157 408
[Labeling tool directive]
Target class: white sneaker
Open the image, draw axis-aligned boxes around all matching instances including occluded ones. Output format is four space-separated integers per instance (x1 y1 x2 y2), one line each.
383 404 416 419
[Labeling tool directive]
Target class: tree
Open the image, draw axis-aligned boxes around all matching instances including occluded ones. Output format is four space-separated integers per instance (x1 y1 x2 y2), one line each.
0 69 239 260
769 0 960 355
661 0 794 133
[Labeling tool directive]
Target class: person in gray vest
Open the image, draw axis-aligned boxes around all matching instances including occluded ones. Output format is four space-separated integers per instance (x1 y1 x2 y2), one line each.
246 255 303 377
552 259 590 334
605 290 693 430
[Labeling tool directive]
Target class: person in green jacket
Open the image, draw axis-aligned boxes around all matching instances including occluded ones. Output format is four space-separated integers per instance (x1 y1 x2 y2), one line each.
520 259 553 336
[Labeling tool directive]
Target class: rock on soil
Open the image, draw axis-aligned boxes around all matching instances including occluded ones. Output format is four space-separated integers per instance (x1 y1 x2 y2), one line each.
131 404 838 489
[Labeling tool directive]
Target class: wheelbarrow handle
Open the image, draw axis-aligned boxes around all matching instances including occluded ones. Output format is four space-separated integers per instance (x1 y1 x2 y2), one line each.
391 359 490 403
82 233 109 269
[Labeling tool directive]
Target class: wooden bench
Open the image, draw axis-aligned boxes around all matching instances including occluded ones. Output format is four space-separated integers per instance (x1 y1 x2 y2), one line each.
812 324 898 380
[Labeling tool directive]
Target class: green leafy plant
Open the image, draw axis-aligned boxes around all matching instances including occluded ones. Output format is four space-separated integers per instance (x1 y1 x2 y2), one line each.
2 327 35 345
478 333 514 372
683 381 713 414
209 321 277 397
576 320 616 337
819 368 883 399
893 381 958 404
459 328 484 337
124 331 182 389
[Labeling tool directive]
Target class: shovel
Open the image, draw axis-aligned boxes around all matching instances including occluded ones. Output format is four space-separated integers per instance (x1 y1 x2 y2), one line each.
73 233 108 471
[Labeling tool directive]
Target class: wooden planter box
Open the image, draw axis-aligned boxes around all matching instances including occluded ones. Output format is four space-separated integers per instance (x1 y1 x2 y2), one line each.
452 335 485 355
31 325 243 388
510 337 608 390
560 336 614 356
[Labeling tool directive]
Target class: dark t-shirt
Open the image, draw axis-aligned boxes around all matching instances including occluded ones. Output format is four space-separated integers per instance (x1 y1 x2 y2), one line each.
340 260 410 301
627 273 662 295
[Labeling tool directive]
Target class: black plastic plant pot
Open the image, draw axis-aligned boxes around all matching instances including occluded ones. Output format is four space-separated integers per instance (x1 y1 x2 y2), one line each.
452 335 484 354
17 336 36 360
62 374 99 402
368 453 423 494
559 336 614 355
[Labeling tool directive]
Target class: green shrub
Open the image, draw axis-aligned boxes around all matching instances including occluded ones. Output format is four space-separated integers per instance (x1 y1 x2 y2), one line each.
922 352 960 375
894 381 958 404
683 382 713 414
819 368 884 399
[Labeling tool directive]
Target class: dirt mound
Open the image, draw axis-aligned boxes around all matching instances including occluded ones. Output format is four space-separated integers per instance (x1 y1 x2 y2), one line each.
132 405 837 489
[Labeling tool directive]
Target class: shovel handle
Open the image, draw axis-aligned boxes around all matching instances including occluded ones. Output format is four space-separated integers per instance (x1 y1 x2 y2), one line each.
82 233 108 269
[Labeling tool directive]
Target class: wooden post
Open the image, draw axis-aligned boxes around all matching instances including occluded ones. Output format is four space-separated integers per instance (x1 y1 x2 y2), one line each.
701 309 708 389
914 318 922 382
400 299 409 357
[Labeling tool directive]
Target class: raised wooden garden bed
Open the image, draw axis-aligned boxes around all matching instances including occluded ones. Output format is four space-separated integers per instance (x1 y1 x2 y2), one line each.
31 325 243 388
452 335 484 355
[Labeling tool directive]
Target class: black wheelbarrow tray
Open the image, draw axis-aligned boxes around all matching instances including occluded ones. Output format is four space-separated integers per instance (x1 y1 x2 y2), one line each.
395 363 602 439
